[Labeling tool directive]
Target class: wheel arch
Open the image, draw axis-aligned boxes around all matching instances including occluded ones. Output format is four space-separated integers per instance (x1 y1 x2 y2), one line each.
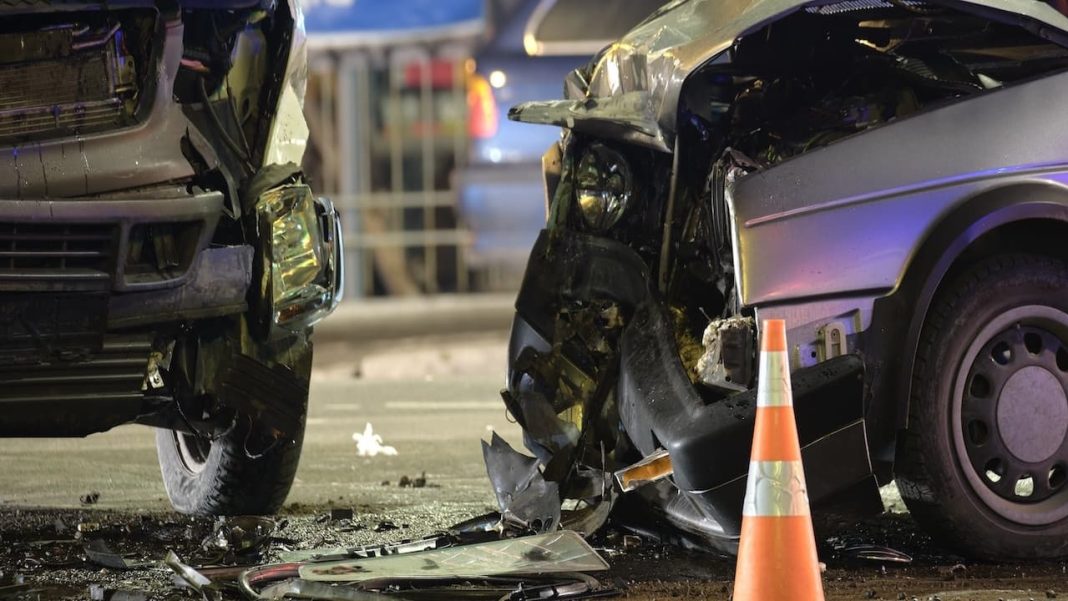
891 181 1068 438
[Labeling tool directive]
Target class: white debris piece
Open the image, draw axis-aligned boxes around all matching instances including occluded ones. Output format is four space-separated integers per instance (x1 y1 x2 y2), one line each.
352 422 398 457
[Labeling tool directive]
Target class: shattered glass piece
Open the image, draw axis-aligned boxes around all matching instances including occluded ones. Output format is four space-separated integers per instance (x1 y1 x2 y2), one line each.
482 432 561 533
298 531 609 583
352 422 398 457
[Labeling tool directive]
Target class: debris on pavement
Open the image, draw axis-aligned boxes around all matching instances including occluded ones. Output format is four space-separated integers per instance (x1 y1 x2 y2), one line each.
165 550 220 601
841 544 913 565
250 578 383 600
352 423 398 457
397 472 429 488
327 509 354 522
298 530 608 583
276 536 445 564
372 520 400 533
80 492 101 506
482 432 561 533
201 516 277 564
88 584 150 601
84 539 150 571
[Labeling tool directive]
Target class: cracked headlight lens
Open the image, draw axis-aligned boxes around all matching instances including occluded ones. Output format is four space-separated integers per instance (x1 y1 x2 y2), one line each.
575 143 632 231
256 183 342 333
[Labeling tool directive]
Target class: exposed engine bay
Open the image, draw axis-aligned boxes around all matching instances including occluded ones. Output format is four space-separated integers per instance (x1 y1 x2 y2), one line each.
498 1 1068 555
675 4 1068 367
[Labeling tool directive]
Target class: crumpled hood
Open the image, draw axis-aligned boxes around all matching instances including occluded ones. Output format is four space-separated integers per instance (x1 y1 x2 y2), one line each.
509 0 1068 153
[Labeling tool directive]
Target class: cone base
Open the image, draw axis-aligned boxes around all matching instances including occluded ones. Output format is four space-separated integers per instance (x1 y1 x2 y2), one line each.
732 515 825 601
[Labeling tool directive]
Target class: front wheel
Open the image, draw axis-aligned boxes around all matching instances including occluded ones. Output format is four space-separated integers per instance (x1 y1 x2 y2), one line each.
155 325 311 516
897 254 1068 559
155 409 305 515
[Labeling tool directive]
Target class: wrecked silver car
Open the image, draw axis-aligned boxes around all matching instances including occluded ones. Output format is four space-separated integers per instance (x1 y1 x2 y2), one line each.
505 0 1068 559
0 1 342 515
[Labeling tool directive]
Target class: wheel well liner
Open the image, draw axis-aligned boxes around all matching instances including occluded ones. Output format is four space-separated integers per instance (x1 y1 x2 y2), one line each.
893 181 1068 435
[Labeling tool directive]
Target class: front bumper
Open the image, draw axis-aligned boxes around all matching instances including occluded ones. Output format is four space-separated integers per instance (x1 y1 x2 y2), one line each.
0 190 223 293
507 229 881 545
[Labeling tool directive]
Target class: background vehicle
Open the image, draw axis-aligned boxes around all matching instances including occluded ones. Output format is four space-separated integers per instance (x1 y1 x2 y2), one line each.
505 0 1068 559
457 0 663 289
0 0 342 516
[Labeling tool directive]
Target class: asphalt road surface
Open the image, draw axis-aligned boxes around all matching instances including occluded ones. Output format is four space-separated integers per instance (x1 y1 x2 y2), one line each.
2 334 1068 600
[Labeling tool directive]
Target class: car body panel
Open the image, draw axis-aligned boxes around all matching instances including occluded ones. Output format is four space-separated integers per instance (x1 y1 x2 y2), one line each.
731 69 1068 307
0 18 197 199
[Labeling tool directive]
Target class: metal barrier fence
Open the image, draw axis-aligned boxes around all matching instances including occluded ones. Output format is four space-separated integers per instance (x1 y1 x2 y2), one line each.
306 43 474 298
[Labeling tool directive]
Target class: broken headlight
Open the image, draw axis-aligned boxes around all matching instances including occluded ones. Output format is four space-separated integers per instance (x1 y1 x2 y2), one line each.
256 184 343 333
575 143 632 231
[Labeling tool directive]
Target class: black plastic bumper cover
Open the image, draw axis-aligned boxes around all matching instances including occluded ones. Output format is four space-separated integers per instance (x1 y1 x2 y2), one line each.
508 229 879 535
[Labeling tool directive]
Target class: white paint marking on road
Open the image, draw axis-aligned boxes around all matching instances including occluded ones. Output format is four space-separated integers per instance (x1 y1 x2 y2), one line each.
321 403 363 412
385 401 502 411
306 418 331 426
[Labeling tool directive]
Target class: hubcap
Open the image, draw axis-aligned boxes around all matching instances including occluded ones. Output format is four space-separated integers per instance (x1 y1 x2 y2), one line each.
996 366 1068 464
955 306 1068 524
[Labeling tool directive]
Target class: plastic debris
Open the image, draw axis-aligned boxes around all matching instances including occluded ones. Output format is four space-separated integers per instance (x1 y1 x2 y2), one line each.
88 584 150 601
482 432 561 533
328 509 353 522
165 550 220 601
842 544 913 564
373 520 399 533
352 423 397 457
277 536 445 564
298 530 608 583
613 449 673 493
255 579 383 600
84 539 150 571
201 516 277 563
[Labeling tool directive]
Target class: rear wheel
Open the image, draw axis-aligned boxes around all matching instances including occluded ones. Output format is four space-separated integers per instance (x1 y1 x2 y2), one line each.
897 254 1068 559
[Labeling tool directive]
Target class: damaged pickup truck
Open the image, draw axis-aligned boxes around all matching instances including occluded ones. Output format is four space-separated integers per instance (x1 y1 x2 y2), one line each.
0 1 342 515
504 0 1068 559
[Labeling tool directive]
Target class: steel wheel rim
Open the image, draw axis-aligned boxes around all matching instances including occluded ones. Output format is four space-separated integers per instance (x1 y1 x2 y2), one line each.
952 305 1068 526
174 431 212 475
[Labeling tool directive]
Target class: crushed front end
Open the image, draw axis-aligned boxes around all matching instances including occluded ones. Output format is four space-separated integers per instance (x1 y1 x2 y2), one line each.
501 0 1068 552
0 1 343 514
503 137 876 552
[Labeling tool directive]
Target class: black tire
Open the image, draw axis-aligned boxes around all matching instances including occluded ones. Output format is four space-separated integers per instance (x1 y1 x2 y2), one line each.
897 253 1068 559
155 413 305 515
155 326 312 516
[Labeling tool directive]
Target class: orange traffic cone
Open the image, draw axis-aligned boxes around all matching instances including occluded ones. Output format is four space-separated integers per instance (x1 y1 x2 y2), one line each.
731 319 825 601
